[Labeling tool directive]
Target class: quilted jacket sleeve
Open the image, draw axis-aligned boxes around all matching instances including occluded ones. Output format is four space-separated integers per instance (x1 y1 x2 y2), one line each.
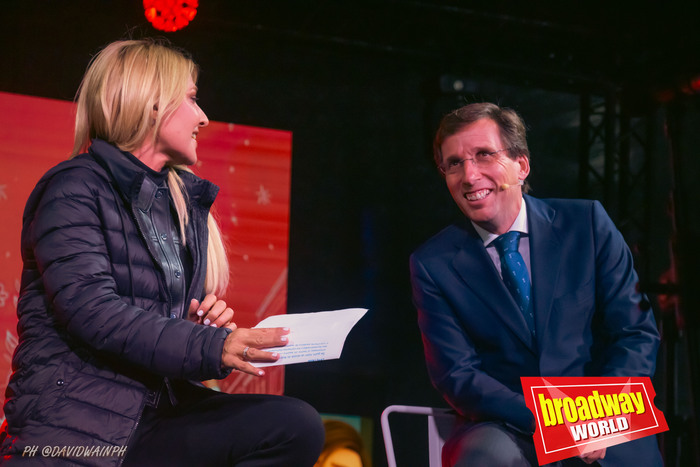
27 164 230 381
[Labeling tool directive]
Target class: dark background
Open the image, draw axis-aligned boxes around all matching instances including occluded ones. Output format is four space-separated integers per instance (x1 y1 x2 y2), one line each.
3 2 700 465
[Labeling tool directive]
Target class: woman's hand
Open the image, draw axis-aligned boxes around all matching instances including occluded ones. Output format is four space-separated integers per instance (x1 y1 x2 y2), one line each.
189 294 235 328
221 325 290 376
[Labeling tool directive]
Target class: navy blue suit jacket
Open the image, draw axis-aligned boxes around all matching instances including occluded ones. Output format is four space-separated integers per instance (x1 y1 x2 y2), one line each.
410 195 661 465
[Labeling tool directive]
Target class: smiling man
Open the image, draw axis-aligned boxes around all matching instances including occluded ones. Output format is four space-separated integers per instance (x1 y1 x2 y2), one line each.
409 102 662 466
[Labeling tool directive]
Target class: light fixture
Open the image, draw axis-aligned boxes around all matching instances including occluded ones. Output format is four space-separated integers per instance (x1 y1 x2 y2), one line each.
144 0 199 32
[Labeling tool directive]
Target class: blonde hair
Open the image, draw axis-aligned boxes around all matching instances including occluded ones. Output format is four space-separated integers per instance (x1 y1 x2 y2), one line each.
315 420 370 467
72 38 229 296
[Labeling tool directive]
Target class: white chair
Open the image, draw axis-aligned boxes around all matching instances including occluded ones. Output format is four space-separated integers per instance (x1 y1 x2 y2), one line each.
381 405 456 467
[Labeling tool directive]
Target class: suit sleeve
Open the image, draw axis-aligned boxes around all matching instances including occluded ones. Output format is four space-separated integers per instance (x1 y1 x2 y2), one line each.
27 167 230 381
410 254 536 433
591 201 660 377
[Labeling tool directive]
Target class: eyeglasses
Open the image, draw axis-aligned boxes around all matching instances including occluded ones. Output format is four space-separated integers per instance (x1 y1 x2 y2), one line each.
439 148 511 176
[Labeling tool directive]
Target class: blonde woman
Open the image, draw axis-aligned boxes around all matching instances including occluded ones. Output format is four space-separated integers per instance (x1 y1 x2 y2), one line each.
0 39 323 466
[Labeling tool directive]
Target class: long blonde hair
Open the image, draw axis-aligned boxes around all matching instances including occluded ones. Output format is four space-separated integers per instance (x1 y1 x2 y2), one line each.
72 38 229 296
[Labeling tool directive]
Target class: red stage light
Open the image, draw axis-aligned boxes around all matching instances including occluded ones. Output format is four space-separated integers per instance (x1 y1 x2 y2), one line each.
690 76 700 93
144 0 199 32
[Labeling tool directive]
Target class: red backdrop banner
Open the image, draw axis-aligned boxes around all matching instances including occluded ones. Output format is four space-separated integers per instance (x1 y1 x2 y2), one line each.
521 376 668 465
0 91 291 422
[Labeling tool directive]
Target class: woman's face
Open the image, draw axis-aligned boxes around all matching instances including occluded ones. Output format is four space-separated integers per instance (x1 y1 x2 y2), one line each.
154 76 209 167
317 447 362 467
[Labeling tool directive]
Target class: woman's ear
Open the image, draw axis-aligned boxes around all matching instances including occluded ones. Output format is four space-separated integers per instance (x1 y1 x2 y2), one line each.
151 104 158 126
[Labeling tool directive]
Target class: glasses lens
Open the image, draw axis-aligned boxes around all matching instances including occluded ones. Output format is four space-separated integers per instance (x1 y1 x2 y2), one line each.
441 161 461 175
441 150 507 175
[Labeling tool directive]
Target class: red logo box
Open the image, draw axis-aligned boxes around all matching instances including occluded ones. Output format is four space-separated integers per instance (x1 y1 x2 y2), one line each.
521 377 668 465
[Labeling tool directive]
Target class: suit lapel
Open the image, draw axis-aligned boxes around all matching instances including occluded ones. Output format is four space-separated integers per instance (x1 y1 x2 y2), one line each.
451 222 536 351
525 196 563 340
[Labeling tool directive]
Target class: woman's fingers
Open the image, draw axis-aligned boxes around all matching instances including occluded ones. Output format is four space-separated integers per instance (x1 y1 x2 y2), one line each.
221 327 290 376
190 294 236 328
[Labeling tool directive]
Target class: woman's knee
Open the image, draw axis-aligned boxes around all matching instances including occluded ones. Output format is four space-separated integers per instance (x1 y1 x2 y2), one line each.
269 397 325 447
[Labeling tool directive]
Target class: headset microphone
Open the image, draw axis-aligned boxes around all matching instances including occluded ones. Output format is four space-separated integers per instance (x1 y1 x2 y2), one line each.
500 180 524 190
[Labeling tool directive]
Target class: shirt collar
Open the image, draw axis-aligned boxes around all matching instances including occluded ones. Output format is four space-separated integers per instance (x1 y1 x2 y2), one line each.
472 197 529 246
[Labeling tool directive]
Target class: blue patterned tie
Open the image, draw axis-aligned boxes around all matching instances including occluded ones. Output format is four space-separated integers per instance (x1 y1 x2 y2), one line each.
493 231 535 334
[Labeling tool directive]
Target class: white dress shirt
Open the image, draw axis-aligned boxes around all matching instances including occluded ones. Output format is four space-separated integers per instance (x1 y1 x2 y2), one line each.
471 197 531 281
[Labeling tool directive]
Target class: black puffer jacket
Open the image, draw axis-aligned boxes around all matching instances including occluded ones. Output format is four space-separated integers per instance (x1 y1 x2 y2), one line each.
0 139 231 465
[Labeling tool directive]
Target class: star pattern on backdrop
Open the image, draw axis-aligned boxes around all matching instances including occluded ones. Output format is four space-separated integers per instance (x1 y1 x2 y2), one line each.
256 184 271 205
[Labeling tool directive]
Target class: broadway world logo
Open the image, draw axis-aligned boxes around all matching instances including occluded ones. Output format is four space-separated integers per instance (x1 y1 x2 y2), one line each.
521 376 668 465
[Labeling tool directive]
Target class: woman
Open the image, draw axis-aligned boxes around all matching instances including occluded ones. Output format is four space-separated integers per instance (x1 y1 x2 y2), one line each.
314 420 371 467
0 38 324 466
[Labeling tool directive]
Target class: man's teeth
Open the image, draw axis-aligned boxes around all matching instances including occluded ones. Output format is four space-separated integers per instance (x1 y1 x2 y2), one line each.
191 134 197 140
464 189 491 201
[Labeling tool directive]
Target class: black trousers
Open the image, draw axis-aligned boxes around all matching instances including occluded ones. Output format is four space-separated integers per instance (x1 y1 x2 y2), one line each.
123 382 324 467
442 421 594 467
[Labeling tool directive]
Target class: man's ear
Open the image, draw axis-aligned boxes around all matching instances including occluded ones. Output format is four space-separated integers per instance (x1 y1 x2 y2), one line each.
517 154 530 179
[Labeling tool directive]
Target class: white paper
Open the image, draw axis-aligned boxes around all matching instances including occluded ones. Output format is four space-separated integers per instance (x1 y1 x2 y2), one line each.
252 308 368 367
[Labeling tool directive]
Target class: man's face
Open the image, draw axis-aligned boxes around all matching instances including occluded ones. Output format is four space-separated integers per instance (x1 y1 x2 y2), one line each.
440 118 530 234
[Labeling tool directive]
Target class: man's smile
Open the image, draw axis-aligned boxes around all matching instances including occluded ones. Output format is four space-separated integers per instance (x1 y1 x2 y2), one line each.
464 189 492 201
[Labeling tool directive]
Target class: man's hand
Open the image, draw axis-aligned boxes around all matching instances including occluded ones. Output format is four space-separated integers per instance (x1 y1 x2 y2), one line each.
579 447 606 464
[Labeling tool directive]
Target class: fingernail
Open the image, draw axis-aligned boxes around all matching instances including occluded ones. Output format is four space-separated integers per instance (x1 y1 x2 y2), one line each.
204 319 210 325
280 336 288 342
271 352 279 358
211 323 217 328
197 310 204 317
283 327 290 332
258 370 265 376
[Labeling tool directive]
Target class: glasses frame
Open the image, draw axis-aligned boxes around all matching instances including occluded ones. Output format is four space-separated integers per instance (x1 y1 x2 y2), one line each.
439 148 512 176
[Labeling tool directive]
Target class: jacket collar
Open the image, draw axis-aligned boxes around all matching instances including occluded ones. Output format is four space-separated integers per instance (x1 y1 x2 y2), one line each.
87 138 219 210
525 195 563 342
450 195 561 352
451 221 536 351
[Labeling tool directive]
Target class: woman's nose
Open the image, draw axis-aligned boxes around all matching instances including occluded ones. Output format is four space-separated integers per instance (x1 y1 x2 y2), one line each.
199 108 209 127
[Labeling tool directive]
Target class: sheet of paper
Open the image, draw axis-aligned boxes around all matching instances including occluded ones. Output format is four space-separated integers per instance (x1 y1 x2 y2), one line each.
252 308 368 367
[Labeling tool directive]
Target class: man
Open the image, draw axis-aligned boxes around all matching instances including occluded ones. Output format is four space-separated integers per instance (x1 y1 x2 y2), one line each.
409 103 662 466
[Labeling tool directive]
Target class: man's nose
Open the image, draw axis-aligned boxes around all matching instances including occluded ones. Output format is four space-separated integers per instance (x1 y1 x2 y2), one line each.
461 158 481 182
